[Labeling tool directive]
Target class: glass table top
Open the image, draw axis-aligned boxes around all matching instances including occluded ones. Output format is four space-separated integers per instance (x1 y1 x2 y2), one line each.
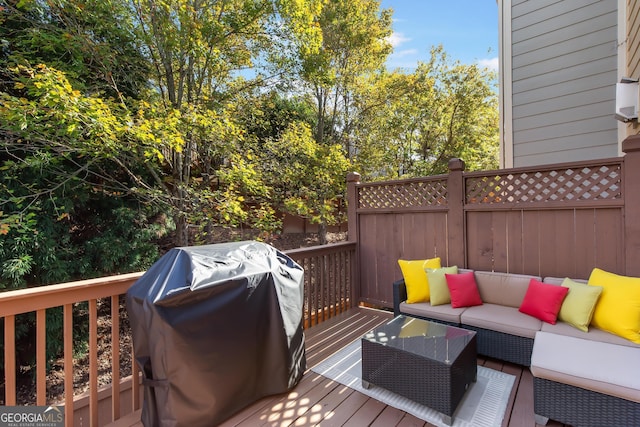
362 315 476 364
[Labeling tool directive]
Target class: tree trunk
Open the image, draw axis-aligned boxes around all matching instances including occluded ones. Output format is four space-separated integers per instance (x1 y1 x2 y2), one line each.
318 221 328 245
175 213 189 247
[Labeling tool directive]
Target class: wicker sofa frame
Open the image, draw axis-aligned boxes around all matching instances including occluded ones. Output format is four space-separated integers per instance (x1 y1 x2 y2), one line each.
534 377 640 427
393 278 534 366
393 275 640 427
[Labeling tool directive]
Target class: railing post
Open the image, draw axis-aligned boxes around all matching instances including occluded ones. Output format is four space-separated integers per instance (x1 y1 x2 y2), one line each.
346 172 361 243
447 158 466 268
623 136 640 276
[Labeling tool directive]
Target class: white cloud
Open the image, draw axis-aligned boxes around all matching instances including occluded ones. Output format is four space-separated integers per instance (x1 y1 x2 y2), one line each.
387 32 411 48
477 57 499 72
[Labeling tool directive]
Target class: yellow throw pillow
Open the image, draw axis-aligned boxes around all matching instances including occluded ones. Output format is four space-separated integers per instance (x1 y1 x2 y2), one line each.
398 257 441 303
558 278 603 332
588 268 640 343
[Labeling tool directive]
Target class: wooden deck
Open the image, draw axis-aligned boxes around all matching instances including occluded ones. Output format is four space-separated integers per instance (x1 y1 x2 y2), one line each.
109 307 568 427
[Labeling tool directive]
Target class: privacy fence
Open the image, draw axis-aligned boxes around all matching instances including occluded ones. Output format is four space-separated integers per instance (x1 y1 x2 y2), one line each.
348 135 640 309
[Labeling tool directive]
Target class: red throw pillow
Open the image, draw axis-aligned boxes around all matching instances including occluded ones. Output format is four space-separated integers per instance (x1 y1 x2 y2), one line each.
445 272 483 308
519 278 569 324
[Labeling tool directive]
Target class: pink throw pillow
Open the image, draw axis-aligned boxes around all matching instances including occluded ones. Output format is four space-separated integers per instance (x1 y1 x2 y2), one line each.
519 278 569 324
445 272 483 308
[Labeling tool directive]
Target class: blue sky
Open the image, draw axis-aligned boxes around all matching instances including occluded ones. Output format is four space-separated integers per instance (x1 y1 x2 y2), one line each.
380 0 499 72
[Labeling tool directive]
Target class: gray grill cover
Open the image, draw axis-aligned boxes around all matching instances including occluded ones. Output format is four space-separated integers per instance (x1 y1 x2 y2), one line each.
126 241 306 426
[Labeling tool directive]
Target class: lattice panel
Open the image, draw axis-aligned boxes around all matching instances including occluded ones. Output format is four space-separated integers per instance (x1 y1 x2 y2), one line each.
358 179 448 209
466 165 622 205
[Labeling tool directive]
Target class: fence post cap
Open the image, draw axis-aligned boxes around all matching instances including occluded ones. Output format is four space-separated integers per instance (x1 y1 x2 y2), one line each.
347 172 361 183
622 135 640 153
448 158 465 171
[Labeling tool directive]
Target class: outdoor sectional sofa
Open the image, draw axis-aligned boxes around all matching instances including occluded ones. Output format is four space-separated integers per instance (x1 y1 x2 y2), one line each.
392 269 640 427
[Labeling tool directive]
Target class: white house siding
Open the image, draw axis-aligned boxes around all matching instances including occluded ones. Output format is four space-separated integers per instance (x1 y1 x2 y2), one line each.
510 0 619 166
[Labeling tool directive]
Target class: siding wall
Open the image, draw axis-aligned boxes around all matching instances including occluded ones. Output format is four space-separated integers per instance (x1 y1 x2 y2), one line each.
627 0 640 136
628 0 640 80
511 0 619 166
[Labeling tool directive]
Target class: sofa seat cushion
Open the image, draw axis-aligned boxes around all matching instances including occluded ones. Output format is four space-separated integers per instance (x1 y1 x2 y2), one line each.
474 271 542 308
531 331 640 403
540 321 640 348
399 301 467 324
460 303 542 338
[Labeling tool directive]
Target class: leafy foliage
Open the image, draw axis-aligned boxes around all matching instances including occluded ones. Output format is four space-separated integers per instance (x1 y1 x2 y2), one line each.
1 0 500 277
0 0 149 98
0 0 500 281
352 46 499 180
0 0 500 381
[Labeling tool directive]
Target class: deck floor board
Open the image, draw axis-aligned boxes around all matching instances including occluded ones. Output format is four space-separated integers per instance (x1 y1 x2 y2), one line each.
107 307 568 427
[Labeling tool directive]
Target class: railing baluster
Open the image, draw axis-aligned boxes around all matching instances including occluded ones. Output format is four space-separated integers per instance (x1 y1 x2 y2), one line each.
314 255 320 325
330 252 335 317
64 304 73 427
4 314 16 405
319 254 325 322
132 348 140 410
340 250 346 312
36 309 46 405
111 295 121 421
308 257 315 327
89 299 98 426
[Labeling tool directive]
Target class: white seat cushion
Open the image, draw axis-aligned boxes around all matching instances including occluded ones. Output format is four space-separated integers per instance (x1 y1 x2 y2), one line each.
531 331 640 403
461 303 542 338
399 301 467 324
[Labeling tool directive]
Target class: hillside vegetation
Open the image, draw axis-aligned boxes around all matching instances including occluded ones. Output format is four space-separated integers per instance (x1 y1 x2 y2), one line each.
1 0 498 290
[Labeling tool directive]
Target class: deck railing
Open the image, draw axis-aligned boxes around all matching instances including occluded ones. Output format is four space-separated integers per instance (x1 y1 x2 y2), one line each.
287 242 357 327
0 242 356 427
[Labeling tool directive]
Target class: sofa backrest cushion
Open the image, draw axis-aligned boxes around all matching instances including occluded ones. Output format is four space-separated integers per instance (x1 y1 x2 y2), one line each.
474 271 542 308
540 321 640 348
543 276 587 285
588 268 640 344
398 257 441 303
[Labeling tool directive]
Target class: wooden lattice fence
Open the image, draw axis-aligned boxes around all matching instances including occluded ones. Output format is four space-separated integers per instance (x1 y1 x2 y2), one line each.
349 136 640 309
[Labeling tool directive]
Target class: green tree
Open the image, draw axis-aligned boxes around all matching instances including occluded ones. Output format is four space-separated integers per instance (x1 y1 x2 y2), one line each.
0 0 149 99
1 0 326 255
0 63 167 378
297 0 392 149
231 91 350 244
274 123 351 245
129 0 323 245
353 46 499 179
289 0 391 240
350 70 418 179
410 47 499 175
0 64 167 288
258 121 351 244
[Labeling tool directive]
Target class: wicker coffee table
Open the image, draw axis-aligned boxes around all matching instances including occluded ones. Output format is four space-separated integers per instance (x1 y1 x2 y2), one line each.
361 315 477 425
